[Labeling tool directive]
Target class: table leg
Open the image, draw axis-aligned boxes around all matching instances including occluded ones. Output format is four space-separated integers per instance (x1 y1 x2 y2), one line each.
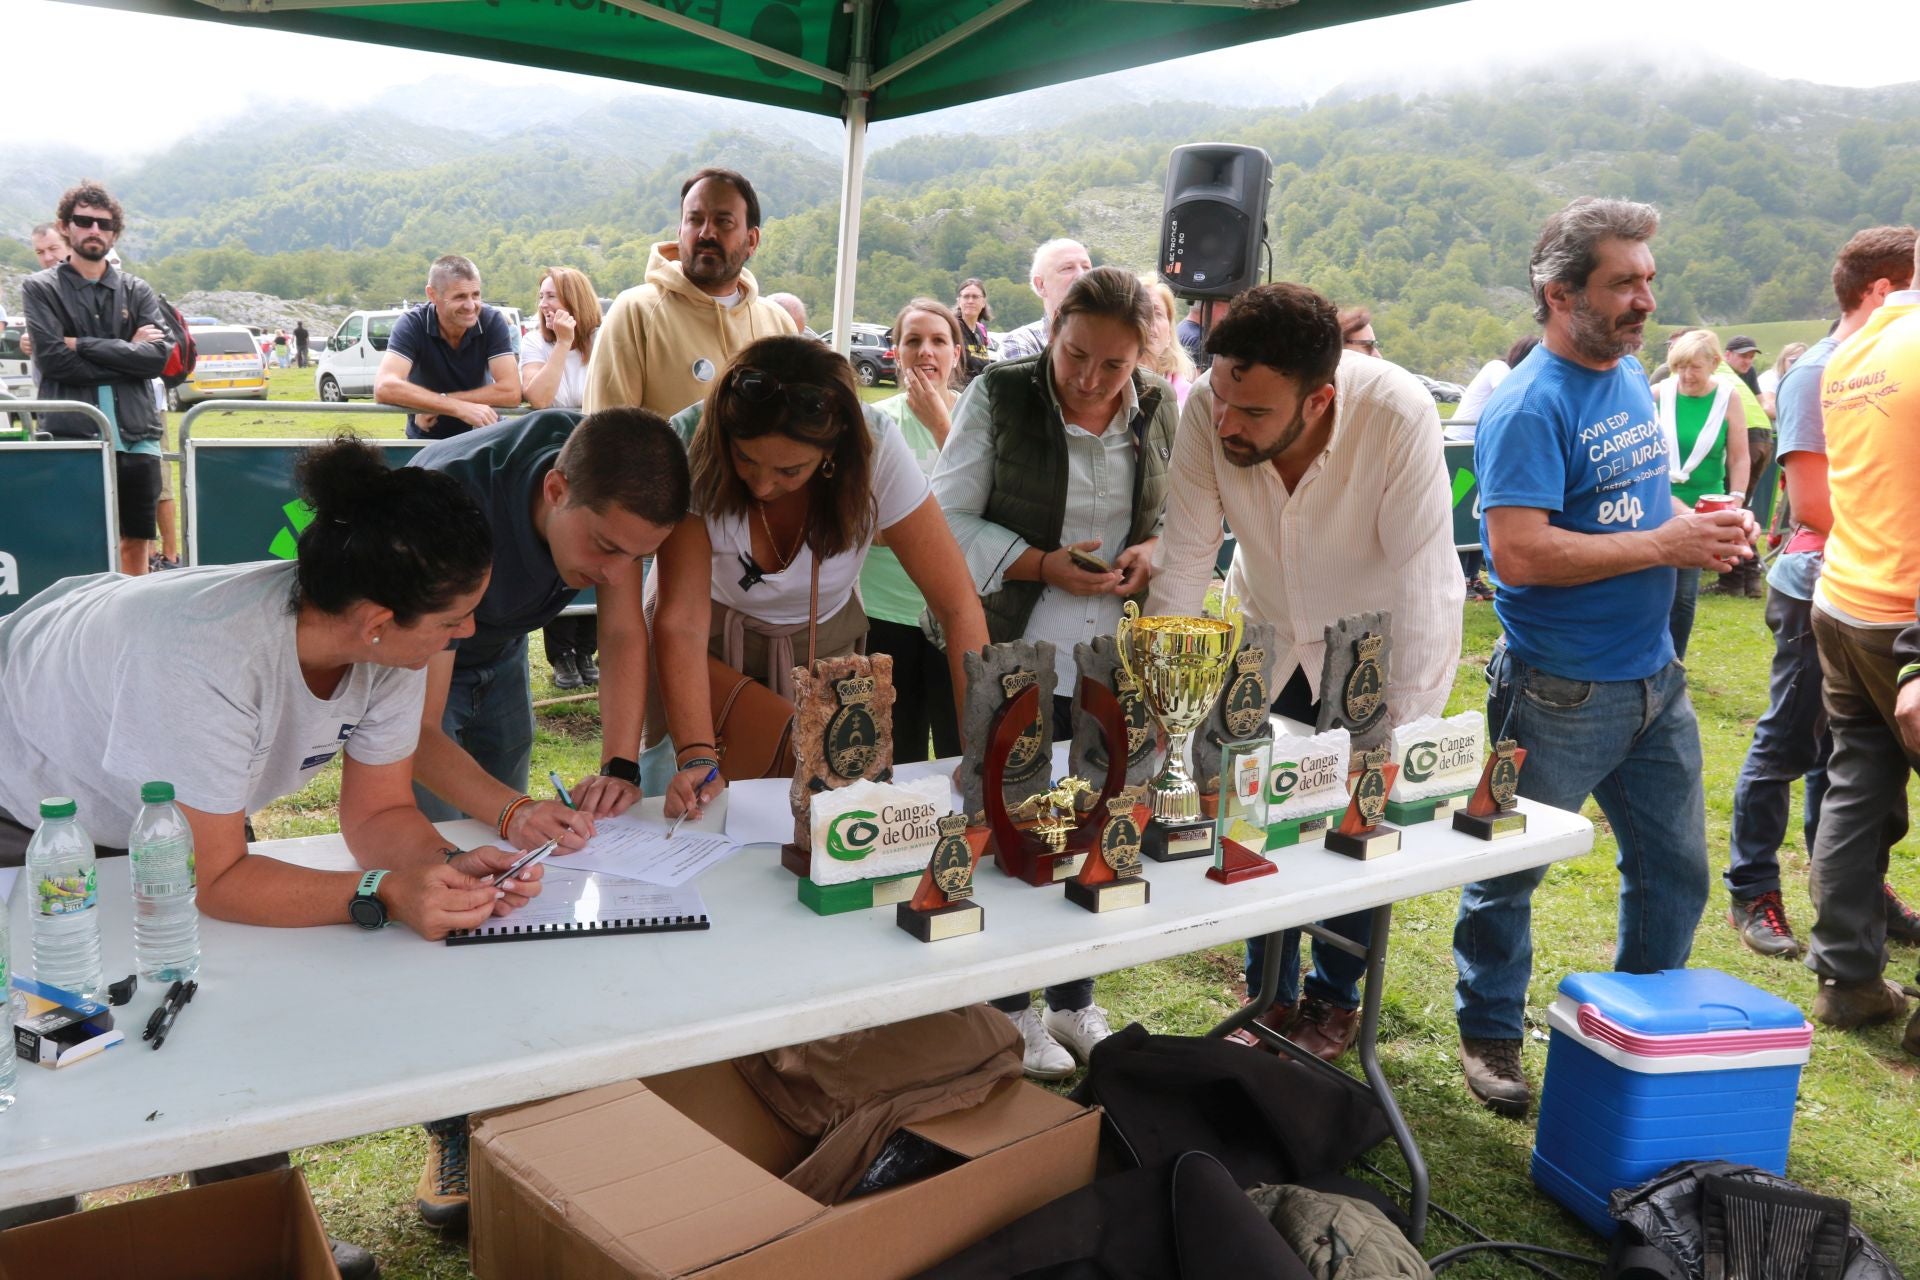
1206 926 1287 1038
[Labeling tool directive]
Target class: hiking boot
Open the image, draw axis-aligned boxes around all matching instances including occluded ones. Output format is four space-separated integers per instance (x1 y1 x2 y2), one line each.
1285 996 1361 1063
550 651 583 690
1044 1003 1115 1065
1459 1036 1530 1118
1742 558 1765 598
1728 891 1806 959
1811 975 1909 1030
576 651 601 684
1226 997 1296 1050
1465 575 1495 602
1002 1004 1075 1080
1884 884 1920 946
416 1117 470 1233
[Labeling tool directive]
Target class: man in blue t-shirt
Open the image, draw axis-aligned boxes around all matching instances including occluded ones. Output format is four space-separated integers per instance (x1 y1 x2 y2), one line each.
375 253 521 440
1454 198 1758 1118
1725 226 1920 959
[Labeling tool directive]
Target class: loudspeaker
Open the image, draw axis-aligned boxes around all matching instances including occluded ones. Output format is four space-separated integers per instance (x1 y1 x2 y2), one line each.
1158 144 1272 299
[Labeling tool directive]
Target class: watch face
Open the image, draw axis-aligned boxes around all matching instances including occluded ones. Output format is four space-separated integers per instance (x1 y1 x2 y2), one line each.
350 894 387 930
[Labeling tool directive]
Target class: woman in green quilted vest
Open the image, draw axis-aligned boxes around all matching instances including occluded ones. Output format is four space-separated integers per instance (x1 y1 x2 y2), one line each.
930 264 1180 1081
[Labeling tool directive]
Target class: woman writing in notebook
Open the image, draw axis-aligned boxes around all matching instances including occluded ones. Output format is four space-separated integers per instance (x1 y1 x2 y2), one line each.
637 334 989 792
0 437 543 940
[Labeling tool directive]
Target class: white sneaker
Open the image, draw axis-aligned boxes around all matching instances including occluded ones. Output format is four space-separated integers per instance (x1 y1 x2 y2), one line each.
1003 1005 1076 1080
1043 1003 1115 1066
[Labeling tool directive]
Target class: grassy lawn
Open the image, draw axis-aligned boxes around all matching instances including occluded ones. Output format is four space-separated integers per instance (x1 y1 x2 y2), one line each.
124 377 1918 1276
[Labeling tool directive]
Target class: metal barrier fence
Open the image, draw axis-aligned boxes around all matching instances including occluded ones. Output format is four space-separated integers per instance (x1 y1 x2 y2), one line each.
0 401 121 616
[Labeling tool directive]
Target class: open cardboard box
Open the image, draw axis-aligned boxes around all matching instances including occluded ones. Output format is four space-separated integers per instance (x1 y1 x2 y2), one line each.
0 1167 338 1280
471 1061 1100 1279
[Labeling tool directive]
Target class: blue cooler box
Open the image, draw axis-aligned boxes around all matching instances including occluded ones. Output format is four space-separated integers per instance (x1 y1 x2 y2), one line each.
1531 968 1812 1237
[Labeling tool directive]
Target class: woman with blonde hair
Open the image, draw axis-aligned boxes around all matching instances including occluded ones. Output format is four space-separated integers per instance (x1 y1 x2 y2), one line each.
522 266 606 688
1657 327 1749 659
1139 277 1197 406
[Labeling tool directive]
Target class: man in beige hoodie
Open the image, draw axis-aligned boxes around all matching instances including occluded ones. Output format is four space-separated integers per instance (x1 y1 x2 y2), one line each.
586 167 796 419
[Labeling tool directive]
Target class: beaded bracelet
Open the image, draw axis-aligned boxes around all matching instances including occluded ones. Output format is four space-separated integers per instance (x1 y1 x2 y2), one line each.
497 794 533 840
678 756 721 775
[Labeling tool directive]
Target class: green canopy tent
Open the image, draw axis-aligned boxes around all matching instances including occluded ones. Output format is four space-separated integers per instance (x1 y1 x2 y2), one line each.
72 0 1457 345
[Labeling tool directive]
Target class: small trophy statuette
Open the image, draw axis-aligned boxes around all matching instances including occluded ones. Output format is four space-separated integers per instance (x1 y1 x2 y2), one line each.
897 814 986 942
1452 739 1529 840
1066 789 1151 913
1324 745 1403 860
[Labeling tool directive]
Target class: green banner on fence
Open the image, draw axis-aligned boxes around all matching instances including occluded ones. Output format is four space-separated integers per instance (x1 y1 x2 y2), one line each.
0 441 116 616
188 440 427 567
1443 439 1478 552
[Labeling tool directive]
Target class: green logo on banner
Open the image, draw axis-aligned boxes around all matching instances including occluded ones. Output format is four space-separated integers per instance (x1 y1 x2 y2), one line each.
1405 742 1440 782
1450 467 1476 509
825 810 881 861
268 499 318 559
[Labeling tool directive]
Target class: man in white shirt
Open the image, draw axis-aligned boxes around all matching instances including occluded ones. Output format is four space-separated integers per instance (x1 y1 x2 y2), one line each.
1150 282 1464 1061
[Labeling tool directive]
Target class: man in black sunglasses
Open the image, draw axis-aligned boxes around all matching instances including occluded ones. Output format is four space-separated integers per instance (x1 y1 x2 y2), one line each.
20 180 174 575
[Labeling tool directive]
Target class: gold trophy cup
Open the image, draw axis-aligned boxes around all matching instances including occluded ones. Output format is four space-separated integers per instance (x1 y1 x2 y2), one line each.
1116 598 1245 861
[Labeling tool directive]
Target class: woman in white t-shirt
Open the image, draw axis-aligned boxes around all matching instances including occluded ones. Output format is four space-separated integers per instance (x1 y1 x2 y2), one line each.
638 336 989 792
0 438 544 940
522 267 607 692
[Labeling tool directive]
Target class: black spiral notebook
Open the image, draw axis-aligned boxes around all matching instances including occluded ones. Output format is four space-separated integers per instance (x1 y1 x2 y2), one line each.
445 870 711 946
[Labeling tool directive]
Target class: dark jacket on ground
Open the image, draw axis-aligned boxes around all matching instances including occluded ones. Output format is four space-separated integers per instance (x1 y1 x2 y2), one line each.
19 263 169 444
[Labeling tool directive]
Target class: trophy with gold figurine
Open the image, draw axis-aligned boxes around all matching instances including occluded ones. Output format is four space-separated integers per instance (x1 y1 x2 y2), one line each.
1115 597 1245 862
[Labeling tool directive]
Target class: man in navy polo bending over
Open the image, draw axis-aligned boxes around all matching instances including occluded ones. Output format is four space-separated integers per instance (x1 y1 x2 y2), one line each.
375 254 521 440
1454 197 1758 1117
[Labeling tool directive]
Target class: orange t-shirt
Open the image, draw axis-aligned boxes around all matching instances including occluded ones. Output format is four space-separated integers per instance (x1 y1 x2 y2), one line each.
1819 299 1920 624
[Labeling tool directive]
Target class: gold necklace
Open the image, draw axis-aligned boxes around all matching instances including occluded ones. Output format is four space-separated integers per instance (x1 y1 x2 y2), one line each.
754 499 804 571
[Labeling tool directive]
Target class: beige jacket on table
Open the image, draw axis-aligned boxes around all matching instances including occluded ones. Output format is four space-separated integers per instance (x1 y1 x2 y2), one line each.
583 241 797 419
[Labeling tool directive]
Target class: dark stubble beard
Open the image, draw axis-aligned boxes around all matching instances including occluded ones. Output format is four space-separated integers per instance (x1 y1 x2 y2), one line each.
1222 399 1309 469
684 240 749 291
1568 292 1649 364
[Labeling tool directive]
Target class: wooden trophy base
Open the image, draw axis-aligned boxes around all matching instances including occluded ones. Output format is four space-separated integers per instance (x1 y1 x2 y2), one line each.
1143 817 1216 862
1265 810 1340 849
799 871 918 916
779 843 808 877
989 825 1087 886
1064 875 1150 913
1207 837 1277 884
1384 791 1471 826
1324 824 1404 860
896 899 984 942
1453 808 1528 841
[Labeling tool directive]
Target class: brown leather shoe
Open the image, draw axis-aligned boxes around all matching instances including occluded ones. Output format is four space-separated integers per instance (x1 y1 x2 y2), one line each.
1225 998 1295 1050
1811 975 1909 1029
1284 996 1360 1062
1459 1036 1530 1118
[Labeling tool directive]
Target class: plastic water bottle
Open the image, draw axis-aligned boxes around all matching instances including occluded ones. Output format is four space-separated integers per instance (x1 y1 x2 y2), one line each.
129 782 201 984
0 904 17 1113
24 798 102 1002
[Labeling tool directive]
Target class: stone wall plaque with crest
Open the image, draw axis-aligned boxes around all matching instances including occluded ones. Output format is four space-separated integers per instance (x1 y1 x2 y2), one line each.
787 653 896 853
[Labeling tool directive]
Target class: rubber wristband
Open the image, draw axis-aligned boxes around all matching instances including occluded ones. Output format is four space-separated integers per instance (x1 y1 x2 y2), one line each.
678 757 721 774
498 794 532 840
1900 662 1920 686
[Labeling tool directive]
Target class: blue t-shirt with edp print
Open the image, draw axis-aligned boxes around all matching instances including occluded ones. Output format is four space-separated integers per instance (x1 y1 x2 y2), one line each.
1477 345 1676 683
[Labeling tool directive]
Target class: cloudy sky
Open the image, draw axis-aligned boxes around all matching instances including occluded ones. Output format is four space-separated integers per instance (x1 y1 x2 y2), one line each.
11 0 1916 157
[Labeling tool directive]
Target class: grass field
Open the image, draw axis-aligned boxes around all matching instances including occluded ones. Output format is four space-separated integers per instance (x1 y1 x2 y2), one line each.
116 369 1919 1277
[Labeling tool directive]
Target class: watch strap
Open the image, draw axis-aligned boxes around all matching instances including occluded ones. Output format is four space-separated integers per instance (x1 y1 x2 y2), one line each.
353 869 391 929
602 756 641 784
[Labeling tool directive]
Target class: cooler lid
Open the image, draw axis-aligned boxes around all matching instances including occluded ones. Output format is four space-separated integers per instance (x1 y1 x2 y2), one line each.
1557 968 1807 1034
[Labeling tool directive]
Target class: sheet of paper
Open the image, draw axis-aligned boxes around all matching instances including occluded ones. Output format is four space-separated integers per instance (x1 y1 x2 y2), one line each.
558 811 741 887
493 867 707 930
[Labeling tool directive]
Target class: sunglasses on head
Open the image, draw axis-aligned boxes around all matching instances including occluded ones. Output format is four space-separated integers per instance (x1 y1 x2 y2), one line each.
731 367 835 421
1349 338 1380 353
66 214 116 231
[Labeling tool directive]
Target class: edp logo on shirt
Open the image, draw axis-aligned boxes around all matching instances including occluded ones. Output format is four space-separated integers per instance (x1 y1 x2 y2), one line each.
1596 495 1646 528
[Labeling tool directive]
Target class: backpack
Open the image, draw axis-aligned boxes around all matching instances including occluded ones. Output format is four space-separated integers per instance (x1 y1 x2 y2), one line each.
152 291 196 389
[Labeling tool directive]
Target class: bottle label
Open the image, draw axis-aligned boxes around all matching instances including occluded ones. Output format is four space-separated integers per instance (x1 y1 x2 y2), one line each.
37 867 98 915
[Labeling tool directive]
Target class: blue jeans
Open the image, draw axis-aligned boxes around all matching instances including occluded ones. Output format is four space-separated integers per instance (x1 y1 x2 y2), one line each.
1668 567 1702 662
1727 589 1830 900
1453 640 1708 1040
414 637 535 822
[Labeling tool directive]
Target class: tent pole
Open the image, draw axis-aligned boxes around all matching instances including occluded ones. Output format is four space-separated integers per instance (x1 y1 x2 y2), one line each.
829 0 874 358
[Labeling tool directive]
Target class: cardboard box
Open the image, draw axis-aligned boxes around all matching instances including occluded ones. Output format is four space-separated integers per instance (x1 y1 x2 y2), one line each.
471 1063 1100 1280
0 1167 338 1280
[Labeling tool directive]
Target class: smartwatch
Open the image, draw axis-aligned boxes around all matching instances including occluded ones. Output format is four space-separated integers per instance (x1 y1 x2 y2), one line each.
350 870 391 930
602 756 641 784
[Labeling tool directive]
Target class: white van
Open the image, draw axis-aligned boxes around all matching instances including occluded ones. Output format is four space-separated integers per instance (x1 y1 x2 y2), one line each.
316 305 523 403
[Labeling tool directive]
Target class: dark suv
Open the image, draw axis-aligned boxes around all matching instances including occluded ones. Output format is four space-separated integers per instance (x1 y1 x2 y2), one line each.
823 325 896 387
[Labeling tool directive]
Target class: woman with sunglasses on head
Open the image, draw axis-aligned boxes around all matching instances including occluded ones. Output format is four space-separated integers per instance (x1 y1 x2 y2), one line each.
636 334 989 795
931 265 1179 1082
1339 306 1379 357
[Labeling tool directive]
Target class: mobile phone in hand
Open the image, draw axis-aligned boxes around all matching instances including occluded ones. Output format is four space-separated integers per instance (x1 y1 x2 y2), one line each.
1066 547 1112 574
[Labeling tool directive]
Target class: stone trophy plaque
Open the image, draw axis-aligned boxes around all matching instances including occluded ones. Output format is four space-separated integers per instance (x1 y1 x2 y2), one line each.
897 813 986 942
1207 738 1277 885
782 654 895 874
1069 636 1166 799
1193 623 1279 815
1065 790 1151 913
1324 745 1403 860
1116 599 1245 863
1317 612 1392 753
958 641 1056 825
1384 711 1484 825
1453 739 1529 840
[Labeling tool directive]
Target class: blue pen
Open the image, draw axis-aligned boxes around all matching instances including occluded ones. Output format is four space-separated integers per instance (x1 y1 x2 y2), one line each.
667 765 720 839
548 770 575 809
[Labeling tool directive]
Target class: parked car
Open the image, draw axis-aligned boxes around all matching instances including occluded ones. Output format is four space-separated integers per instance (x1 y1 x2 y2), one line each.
821 324 896 387
1413 373 1464 404
171 325 269 410
317 305 523 402
0 322 32 398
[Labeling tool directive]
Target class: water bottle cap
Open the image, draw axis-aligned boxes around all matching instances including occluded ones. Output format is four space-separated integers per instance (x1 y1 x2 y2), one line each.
140 781 176 804
38 797 77 819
